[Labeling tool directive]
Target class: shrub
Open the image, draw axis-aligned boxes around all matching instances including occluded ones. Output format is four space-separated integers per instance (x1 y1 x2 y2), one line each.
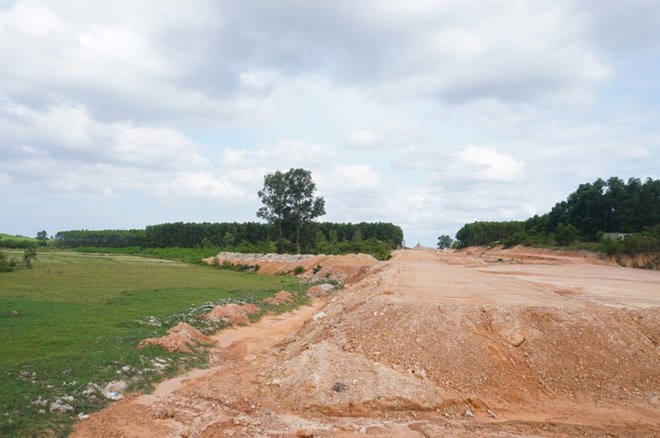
0 250 17 272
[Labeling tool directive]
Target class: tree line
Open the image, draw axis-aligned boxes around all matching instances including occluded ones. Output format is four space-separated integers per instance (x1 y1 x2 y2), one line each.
453 177 659 254
53 221 403 259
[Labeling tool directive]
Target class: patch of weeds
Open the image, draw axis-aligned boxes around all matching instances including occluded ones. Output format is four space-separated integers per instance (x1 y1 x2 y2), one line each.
293 265 304 275
219 260 260 272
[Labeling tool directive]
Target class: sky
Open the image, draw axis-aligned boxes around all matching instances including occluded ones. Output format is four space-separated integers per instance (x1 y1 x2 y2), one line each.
1 0 659 246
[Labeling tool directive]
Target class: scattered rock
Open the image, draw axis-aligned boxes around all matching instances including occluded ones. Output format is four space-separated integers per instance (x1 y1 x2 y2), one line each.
296 428 314 437
103 391 122 401
506 331 525 347
465 408 474 418
332 382 348 393
49 401 74 412
31 397 48 407
312 311 327 321
157 406 176 418
146 316 161 327
103 381 127 393
307 284 336 298
335 423 356 431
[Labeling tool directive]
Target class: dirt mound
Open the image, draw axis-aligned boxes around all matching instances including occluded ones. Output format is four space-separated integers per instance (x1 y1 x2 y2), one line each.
265 265 659 420
263 290 293 305
203 252 379 285
200 303 260 325
138 323 214 354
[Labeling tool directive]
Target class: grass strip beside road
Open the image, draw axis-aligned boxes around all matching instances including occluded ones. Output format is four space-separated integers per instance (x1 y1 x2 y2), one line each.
0 250 306 437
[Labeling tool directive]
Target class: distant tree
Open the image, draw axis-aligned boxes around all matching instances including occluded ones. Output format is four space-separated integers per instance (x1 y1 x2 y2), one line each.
36 230 48 241
437 235 454 249
257 168 326 253
23 247 37 268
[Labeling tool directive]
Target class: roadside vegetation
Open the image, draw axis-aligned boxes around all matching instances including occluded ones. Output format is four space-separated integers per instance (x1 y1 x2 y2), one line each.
0 250 306 437
450 177 659 262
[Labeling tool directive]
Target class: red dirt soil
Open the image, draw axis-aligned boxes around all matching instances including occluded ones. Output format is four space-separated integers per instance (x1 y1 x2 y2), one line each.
138 323 215 354
263 291 294 305
200 303 261 325
73 248 660 437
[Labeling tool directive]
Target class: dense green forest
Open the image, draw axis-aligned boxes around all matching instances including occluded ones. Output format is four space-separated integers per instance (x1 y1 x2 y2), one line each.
51 221 404 260
455 177 660 255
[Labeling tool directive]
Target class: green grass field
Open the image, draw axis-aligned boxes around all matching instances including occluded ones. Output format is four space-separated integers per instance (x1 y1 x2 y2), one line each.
0 250 306 437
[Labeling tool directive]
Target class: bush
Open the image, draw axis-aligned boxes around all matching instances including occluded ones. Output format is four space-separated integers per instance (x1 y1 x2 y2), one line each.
554 224 580 246
0 250 17 272
597 237 623 256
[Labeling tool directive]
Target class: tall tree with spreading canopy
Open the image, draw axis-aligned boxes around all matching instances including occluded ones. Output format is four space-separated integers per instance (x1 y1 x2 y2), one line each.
257 168 326 253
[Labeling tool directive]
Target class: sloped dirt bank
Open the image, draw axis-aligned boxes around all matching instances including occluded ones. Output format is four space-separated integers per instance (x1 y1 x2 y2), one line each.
72 249 660 437
203 252 379 285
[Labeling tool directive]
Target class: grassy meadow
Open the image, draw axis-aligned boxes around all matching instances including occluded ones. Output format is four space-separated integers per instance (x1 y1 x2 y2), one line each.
0 249 307 437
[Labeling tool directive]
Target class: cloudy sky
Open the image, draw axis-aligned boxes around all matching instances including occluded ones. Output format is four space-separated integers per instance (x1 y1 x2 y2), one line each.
1 0 658 245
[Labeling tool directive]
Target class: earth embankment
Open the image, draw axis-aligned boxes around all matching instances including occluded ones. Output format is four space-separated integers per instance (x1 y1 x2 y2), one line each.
72 248 660 437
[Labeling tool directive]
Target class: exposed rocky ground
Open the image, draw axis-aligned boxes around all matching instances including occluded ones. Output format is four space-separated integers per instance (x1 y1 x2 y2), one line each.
72 248 660 437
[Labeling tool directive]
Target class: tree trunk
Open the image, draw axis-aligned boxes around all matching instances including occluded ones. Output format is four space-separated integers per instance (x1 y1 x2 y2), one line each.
296 226 300 254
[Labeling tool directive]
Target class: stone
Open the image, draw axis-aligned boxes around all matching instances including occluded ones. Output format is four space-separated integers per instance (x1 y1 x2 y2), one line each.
332 382 348 392
507 332 525 347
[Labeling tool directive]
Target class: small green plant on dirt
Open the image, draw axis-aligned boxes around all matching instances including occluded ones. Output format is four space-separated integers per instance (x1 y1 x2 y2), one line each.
293 265 305 275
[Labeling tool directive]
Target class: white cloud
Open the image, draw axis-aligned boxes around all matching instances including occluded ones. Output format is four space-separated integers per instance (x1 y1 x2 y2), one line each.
0 98 207 170
453 146 525 182
346 129 377 148
322 164 382 191
618 147 650 160
113 125 207 169
52 171 116 197
153 172 244 200
221 140 336 170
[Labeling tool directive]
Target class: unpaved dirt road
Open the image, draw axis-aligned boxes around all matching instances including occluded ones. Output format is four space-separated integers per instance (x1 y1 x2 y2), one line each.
72 248 660 437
